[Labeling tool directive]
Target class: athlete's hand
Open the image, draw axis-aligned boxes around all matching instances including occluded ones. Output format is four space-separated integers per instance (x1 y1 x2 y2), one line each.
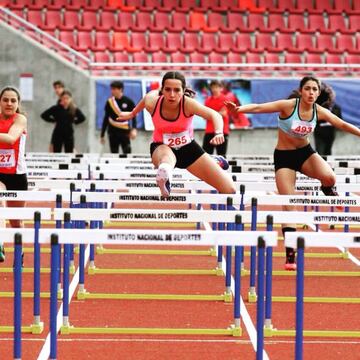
100 137 105 145
224 101 238 116
209 133 224 145
129 128 137 140
115 111 133 122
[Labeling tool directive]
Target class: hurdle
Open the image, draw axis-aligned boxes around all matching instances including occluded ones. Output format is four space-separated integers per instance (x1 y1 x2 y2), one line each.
284 232 360 360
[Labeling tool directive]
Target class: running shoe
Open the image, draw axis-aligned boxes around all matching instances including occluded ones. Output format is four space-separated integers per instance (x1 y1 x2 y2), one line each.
0 245 5 263
284 248 296 271
156 167 171 198
211 155 229 170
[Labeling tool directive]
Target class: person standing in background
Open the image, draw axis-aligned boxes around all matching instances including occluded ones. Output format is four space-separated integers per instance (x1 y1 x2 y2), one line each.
314 82 342 156
100 81 137 154
0 86 28 263
203 80 229 157
41 90 86 153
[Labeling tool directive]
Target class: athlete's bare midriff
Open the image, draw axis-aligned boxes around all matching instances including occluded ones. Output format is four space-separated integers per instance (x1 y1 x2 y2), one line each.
276 128 310 150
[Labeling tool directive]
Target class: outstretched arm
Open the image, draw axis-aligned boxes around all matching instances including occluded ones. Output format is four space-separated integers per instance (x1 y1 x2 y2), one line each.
318 106 360 137
0 114 27 145
186 97 225 145
114 97 146 122
224 99 292 115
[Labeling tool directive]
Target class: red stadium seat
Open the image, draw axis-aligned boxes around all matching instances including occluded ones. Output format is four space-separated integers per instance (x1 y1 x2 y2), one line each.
245 52 263 63
217 33 235 54
118 12 135 31
295 0 321 14
327 14 349 34
189 52 206 70
169 12 187 32
305 53 323 64
233 33 252 53
257 0 275 10
274 0 296 13
182 33 200 53
336 34 359 54
151 11 171 32
226 13 247 33
133 51 149 63
273 33 294 52
286 14 308 33
76 31 94 51
94 51 110 63
228 51 243 63
98 11 119 31
266 14 286 32
59 31 76 49
197 0 219 11
307 14 329 34
113 51 130 63
60 11 81 31
294 33 318 53
163 32 182 53
348 15 360 33
247 13 267 33
130 32 147 53
352 0 360 14
208 52 225 66
217 0 237 11
146 33 166 52
135 12 152 32
29 0 50 10
325 53 343 65
264 52 281 64
48 0 67 10
113 32 131 51
345 54 360 64
162 0 178 11
177 0 197 13
199 33 217 54
94 31 112 51
141 0 163 11
253 33 274 53
188 12 217 32
80 12 98 31
27 10 44 28
315 33 335 53
43 10 62 31
152 51 168 62
88 0 110 11
284 53 303 67
170 51 187 63
67 0 88 10
332 0 352 13
208 12 226 32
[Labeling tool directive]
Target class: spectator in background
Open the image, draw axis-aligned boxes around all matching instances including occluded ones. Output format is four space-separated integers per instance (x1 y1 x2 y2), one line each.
41 90 86 153
222 81 251 128
48 80 66 152
314 82 341 156
203 80 229 157
100 81 137 154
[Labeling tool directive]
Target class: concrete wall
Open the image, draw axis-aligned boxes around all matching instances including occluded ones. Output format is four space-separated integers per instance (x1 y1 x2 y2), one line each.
1 22 358 156
0 23 92 153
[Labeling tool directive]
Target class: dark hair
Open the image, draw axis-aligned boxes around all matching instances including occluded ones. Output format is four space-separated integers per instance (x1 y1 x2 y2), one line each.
287 89 300 99
160 71 195 98
53 80 65 88
60 89 76 117
210 80 222 87
0 86 23 114
316 82 335 109
110 81 124 90
299 76 321 91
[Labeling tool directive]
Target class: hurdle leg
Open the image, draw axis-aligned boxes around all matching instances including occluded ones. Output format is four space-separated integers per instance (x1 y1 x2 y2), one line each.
78 195 87 297
249 198 258 302
62 213 72 330
295 237 305 360
32 212 44 334
50 234 60 360
234 215 243 335
14 234 22 360
56 195 63 298
256 237 266 360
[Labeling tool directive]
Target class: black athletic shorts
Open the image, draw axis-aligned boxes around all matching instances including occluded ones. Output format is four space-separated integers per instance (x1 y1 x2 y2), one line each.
0 173 28 190
150 140 205 169
274 143 316 172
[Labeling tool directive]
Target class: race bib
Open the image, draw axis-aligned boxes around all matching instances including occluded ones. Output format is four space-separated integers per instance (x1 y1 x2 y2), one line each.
0 149 15 168
291 120 315 137
163 131 192 148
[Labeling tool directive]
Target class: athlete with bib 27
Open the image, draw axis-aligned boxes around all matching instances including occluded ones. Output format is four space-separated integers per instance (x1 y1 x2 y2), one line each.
109 71 236 198
225 76 360 271
0 87 28 264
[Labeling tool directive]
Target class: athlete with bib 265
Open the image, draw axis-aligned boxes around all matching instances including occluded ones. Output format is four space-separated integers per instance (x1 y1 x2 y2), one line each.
109 71 236 198
0 86 28 263
225 76 360 271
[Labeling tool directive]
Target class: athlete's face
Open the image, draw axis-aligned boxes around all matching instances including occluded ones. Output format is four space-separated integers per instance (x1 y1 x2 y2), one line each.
162 79 184 106
0 90 19 117
111 87 123 99
60 94 72 109
210 84 222 97
299 80 320 104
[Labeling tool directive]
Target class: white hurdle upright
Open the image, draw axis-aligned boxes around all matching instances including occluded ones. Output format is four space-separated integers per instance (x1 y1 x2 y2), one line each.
285 232 360 360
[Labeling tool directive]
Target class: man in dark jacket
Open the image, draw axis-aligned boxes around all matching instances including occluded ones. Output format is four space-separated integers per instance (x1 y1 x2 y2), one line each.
100 81 137 154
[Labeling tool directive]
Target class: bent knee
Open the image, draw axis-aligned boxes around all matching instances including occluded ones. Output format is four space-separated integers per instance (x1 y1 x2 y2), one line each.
321 173 336 187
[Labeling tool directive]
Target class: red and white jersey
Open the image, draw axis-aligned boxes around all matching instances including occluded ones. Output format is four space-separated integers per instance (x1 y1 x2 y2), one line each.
0 114 27 174
152 95 194 148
